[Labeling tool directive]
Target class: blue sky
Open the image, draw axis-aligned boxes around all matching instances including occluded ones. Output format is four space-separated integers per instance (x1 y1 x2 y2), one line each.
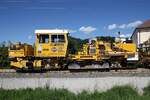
0 0 150 44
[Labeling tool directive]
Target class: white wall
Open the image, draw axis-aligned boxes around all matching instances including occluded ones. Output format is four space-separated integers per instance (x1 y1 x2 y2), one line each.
0 77 150 94
140 30 150 44
132 28 150 48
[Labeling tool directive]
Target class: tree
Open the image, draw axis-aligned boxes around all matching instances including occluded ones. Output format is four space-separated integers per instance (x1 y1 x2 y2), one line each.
0 41 10 68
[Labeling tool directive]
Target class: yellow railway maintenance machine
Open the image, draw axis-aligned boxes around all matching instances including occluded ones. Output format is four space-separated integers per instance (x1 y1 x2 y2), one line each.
69 38 138 69
9 29 138 70
9 29 69 69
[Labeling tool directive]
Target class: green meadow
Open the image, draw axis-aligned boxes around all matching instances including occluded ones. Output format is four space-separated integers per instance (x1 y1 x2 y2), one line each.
0 85 150 100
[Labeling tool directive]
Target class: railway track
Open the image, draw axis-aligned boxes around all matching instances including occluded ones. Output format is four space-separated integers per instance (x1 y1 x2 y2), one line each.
0 69 16 73
0 67 150 73
0 67 150 78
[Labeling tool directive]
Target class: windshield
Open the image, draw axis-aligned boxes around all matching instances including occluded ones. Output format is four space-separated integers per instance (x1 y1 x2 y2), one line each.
51 35 65 43
39 34 49 43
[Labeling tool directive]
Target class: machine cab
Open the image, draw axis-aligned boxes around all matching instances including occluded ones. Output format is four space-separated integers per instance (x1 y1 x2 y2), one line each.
35 29 68 57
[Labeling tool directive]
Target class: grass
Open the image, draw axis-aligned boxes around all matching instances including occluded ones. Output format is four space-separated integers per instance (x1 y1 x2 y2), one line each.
0 85 150 100
143 84 150 96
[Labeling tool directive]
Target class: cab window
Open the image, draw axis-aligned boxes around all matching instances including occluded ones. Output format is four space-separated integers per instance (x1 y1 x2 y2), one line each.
89 48 96 54
51 35 65 43
39 34 49 43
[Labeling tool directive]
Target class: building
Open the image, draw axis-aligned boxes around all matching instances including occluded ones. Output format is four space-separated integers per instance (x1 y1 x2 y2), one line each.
131 19 150 48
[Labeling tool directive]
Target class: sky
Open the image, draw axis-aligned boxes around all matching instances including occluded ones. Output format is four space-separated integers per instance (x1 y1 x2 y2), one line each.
0 0 150 44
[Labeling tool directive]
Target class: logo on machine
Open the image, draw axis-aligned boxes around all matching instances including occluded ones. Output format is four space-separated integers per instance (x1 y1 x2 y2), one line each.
51 47 57 52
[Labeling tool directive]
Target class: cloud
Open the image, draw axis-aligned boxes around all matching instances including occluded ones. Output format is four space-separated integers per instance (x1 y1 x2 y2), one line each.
120 34 131 38
127 21 143 28
79 26 96 34
68 29 77 33
107 20 143 30
108 24 117 30
118 24 126 29
28 35 32 40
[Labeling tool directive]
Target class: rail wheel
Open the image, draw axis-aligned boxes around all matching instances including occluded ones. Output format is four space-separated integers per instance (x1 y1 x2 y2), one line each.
68 62 81 69
110 62 122 68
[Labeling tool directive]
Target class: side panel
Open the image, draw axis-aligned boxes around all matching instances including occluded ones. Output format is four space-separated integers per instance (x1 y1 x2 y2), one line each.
114 43 136 52
9 45 34 58
9 49 25 57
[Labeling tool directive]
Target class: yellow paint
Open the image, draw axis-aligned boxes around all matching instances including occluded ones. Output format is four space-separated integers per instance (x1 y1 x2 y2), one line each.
9 43 34 58
10 60 27 69
33 60 42 67
8 30 69 69
8 30 137 69
71 39 136 61
35 33 68 57
114 43 136 52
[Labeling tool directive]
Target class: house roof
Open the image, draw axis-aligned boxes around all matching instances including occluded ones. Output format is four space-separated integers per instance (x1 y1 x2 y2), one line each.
137 19 150 29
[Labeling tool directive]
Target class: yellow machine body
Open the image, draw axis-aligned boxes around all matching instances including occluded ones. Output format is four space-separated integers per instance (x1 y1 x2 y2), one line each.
9 42 34 58
8 30 137 69
10 58 27 69
10 59 42 69
71 38 137 62
35 30 68 58
71 40 111 61
114 43 136 53
9 30 69 69
8 42 34 68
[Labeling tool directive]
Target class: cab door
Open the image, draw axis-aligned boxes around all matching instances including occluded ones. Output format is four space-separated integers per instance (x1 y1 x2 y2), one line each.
37 34 50 57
